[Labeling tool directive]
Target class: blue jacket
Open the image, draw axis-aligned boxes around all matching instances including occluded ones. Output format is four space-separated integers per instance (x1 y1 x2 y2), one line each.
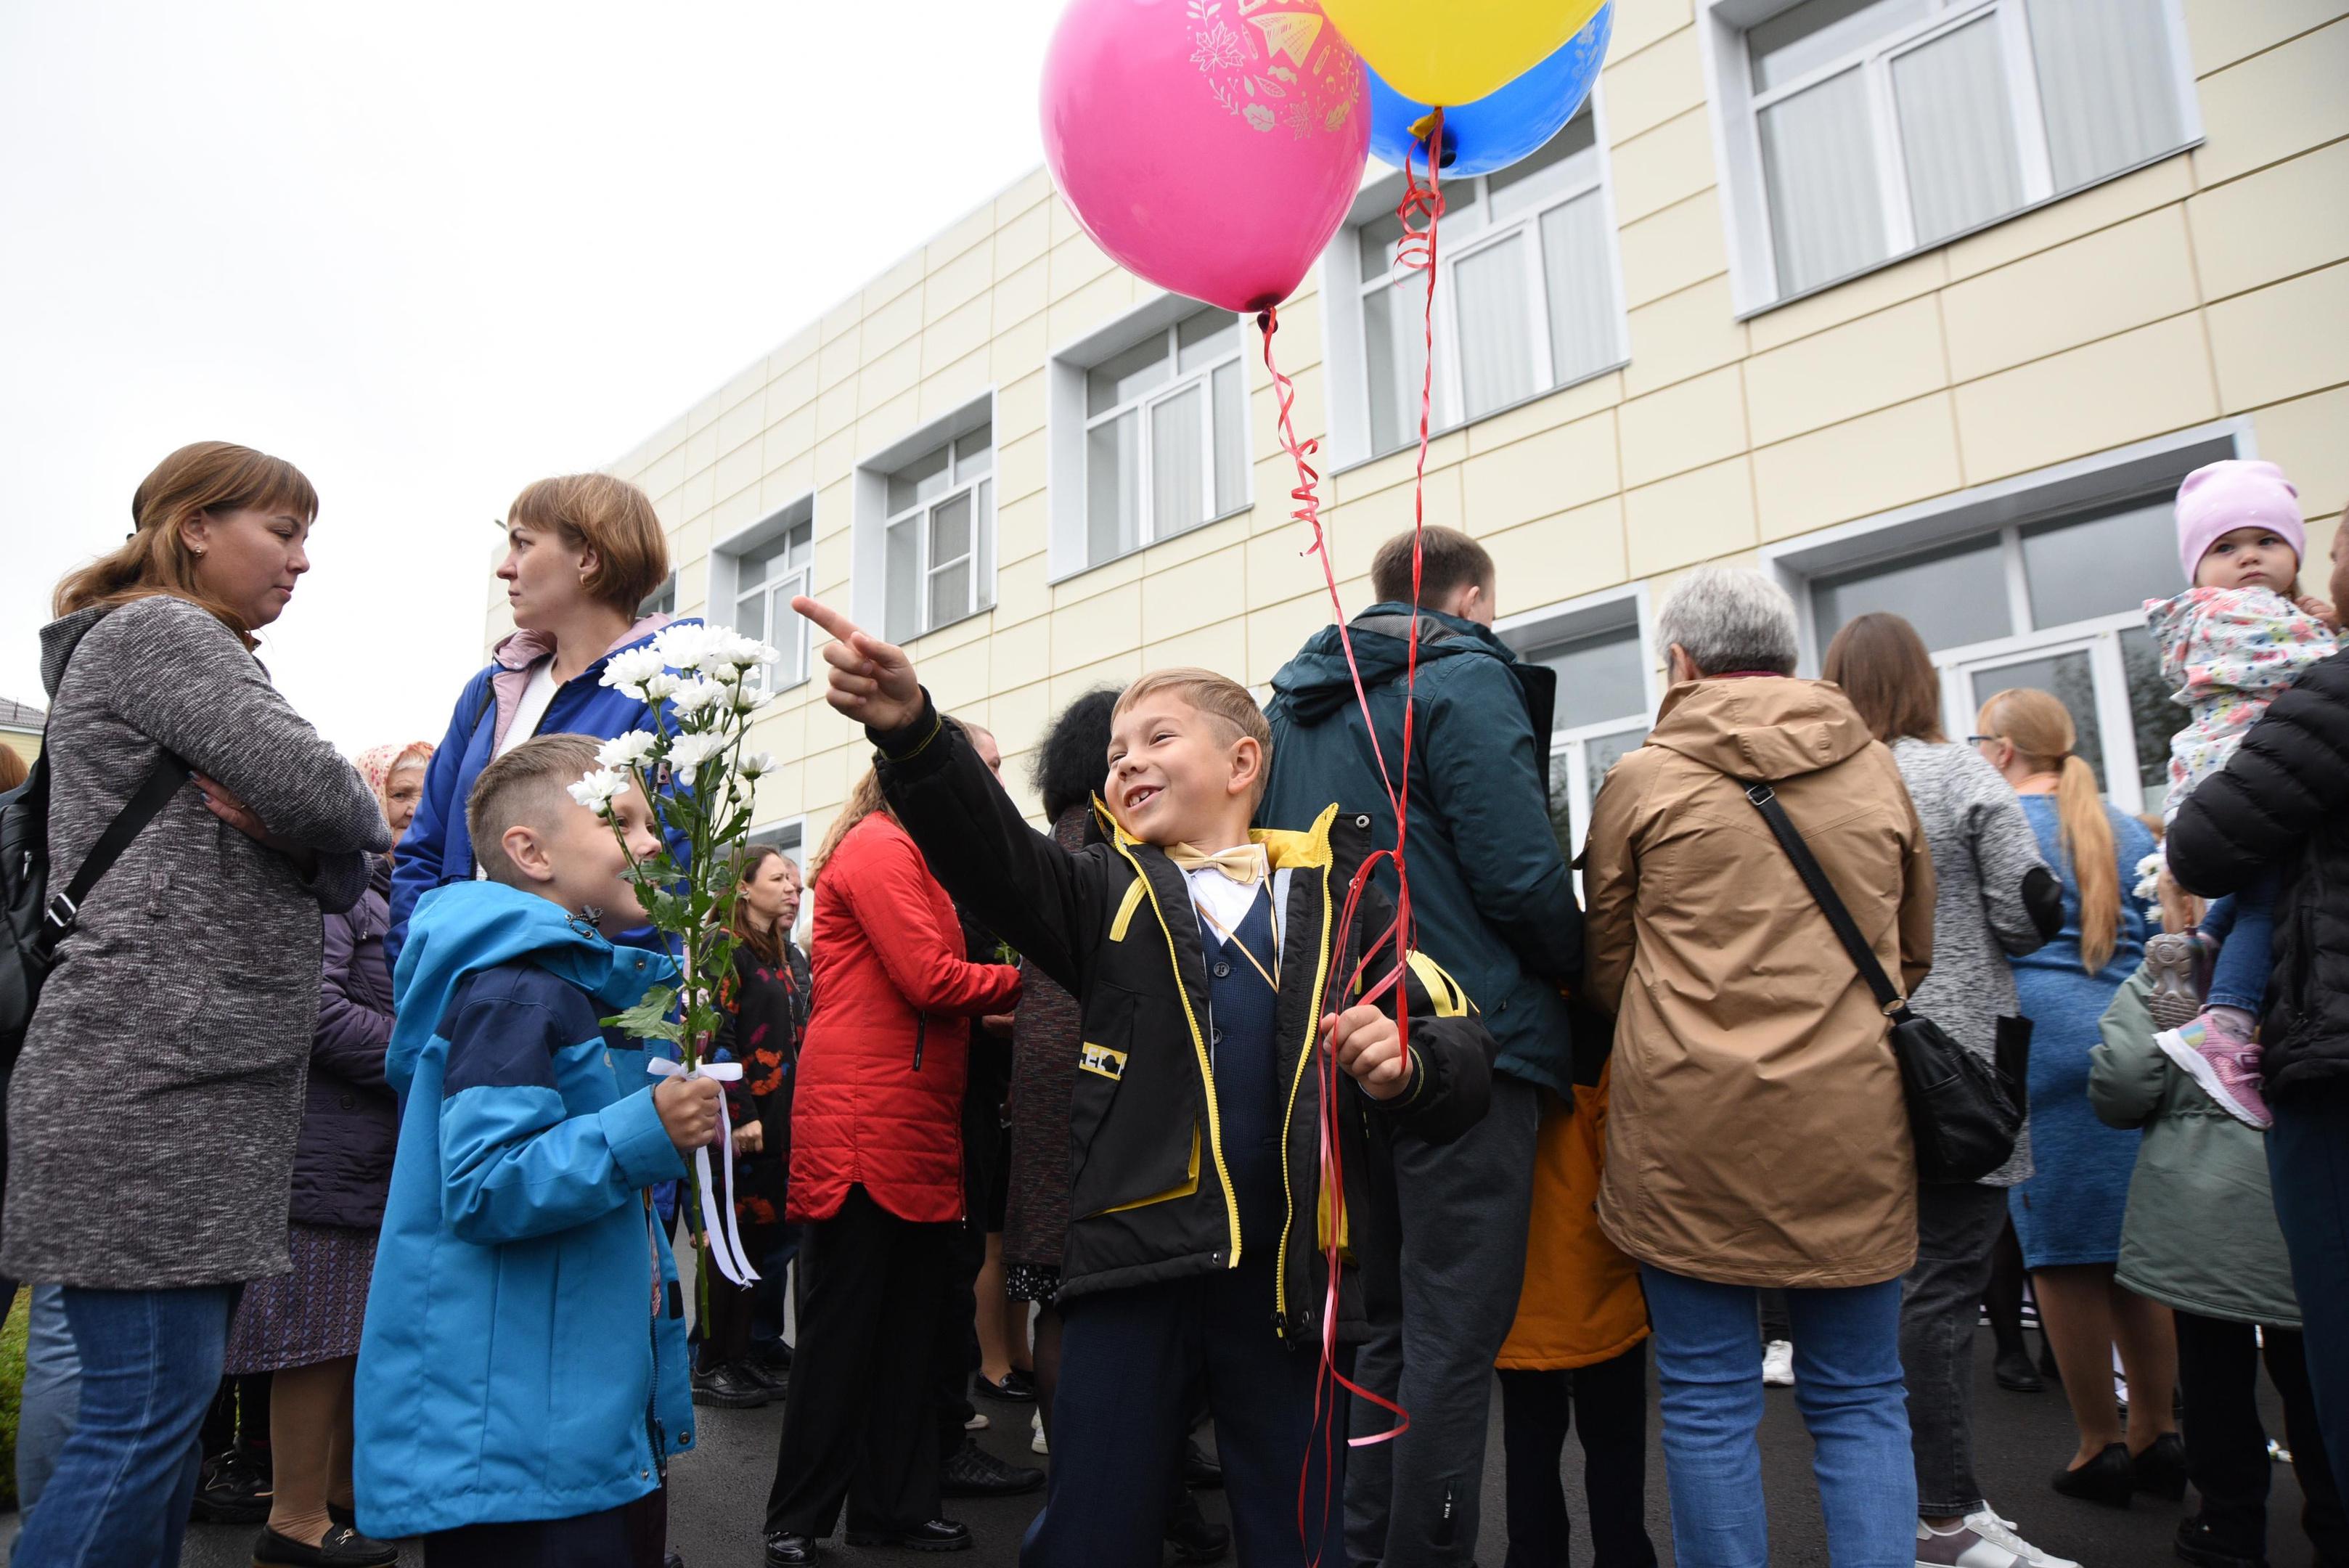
387 615 695 968
1262 604 1582 1094
354 881 695 1539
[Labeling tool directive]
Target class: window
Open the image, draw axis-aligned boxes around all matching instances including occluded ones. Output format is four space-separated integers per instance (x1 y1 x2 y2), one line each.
732 515 814 690
1709 0 2197 306
1350 110 1625 458
882 427 994 643
1806 492 2182 808
1502 591 1656 885
638 574 676 619
1082 308 1249 567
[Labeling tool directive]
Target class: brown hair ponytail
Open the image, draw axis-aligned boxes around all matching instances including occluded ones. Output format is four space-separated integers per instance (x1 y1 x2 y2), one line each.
1979 687 2118 973
54 441 318 649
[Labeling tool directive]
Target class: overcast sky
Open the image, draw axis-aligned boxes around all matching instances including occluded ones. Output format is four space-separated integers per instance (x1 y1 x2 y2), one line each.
0 1 1056 754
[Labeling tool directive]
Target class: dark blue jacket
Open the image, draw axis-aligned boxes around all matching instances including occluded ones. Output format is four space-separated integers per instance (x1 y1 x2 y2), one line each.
293 856 400 1230
1262 604 1582 1094
386 616 695 968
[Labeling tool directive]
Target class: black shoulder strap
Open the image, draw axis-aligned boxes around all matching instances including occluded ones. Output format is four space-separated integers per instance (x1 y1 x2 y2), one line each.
1739 780 1903 1014
44 754 192 943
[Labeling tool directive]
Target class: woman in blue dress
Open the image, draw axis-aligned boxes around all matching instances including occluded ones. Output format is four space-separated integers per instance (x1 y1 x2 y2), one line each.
1974 687 2182 1508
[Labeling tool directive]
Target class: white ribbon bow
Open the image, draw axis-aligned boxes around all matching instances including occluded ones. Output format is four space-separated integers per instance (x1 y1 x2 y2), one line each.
647 1058 761 1289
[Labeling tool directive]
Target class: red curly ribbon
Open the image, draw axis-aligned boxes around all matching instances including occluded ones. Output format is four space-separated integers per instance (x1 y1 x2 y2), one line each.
1264 106 1445 1567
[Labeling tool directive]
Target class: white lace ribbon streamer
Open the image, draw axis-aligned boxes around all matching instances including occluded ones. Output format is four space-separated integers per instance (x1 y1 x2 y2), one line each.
647 1058 761 1288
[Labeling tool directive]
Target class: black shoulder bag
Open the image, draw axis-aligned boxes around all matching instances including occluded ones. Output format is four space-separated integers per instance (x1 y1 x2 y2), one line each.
1740 780 2027 1184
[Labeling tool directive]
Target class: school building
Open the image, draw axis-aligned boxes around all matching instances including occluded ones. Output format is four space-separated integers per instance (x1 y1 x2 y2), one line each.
489 0 2349 870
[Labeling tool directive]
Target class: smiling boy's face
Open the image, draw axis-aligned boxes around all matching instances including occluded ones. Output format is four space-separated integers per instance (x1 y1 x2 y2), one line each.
1104 694 1261 850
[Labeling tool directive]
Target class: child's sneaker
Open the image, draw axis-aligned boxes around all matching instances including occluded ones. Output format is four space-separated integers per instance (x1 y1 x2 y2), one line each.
2142 932 2205 1032
2156 1011 2274 1129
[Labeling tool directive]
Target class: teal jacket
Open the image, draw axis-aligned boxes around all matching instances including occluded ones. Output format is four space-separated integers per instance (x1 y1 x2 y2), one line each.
2089 963 2301 1326
1264 604 1580 1094
354 881 695 1538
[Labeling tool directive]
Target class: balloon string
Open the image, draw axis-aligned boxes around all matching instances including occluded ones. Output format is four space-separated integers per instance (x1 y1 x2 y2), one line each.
1266 105 1445 1568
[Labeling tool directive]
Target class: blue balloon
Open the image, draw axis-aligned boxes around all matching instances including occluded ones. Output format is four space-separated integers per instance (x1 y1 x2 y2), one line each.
1367 3 1614 180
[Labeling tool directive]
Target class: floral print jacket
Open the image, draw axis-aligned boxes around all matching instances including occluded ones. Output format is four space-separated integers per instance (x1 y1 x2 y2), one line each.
2147 585 2337 819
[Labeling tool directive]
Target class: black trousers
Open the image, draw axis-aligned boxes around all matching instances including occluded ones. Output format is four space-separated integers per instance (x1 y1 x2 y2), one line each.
766 1186 952 1538
934 1215 988 1457
2173 1311 2349 1565
422 1486 666 1568
1496 1349 1659 1568
1023 1253 1344 1568
700 1221 779 1370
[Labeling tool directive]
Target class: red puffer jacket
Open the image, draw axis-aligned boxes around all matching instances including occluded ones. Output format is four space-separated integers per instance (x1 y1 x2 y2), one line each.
789 812 1021 1225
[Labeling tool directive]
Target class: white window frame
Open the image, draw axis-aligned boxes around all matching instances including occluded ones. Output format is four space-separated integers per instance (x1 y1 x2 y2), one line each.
1079 312 1249 568
1699 0 2203 315
1760 417 2258 814
849 394 997 643
1322 97 1630 470
708 497 815 693
1496 582 1659 891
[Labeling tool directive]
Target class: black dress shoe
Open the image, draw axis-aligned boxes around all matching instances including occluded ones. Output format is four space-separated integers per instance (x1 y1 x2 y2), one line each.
2134 1430 2189 1500
2051 1441 2135 1507
691 1361 770 1408
973 1369 1037 1402
941 1436 1045 1495
843 1517 973 1552
251 1524 400 1567
189 1447 272 1524
1183 1436 1225 1490
1167 1488 1232 1564
764 1532 819 1567
2174 1514 2268 1568
740 1357 791 1396
1994 1346 2045 1392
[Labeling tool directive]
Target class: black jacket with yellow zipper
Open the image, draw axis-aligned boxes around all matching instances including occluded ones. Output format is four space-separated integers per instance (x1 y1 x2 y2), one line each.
871 695 1495 1346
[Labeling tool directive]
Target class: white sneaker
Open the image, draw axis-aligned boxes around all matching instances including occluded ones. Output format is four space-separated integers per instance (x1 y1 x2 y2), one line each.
1031 1410 1048 1455
965 1410 989 1432
1964 1508 2079 1568
1762 1339 1795 1387
1915 1519 2023 1567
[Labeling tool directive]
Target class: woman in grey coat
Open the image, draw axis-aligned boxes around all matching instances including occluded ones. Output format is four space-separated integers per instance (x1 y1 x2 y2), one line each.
2093 950 2348 1567
5 442 388 1568
1823 613 2067 1568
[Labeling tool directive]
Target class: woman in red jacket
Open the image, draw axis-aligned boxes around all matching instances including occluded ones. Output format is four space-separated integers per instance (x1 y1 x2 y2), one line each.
764 756 1021 1564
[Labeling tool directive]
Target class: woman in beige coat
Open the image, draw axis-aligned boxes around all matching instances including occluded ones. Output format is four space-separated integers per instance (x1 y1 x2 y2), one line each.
1582 567 1935 1568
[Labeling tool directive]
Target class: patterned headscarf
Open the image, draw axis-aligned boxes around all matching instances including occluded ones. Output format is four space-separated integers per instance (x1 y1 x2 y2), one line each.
355 742 435 841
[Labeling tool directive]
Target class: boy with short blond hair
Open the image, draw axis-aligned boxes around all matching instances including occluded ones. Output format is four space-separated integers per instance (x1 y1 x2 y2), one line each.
782 600 1496 1568
354 734 723 1565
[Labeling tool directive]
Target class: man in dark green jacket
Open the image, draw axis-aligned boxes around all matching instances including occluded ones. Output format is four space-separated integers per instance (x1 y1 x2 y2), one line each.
1260 526 1583 1568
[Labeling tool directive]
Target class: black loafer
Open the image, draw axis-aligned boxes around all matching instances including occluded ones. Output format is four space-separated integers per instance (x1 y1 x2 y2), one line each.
973 1370 1037 1402
2133 1430 2189 1500
251 1524 400 1567
941 1437 1045 1496
326 1500 355 1530
843 1518 973 1552
1993 1347 2044 1392
764 1532 819 1567
2051 1441 2135 1507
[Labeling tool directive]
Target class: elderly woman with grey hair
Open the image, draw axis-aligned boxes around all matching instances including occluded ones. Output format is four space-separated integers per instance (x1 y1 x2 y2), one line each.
1582 566 1936 1568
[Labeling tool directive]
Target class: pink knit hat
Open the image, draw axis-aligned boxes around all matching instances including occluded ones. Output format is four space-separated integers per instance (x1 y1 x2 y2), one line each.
2176 460 2303 583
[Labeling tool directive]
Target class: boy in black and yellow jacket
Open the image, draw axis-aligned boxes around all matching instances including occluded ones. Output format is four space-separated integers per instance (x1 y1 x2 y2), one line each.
784 599 1492 1568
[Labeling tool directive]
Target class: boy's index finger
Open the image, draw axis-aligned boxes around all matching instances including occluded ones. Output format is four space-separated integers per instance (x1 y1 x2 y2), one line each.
791 595 862 646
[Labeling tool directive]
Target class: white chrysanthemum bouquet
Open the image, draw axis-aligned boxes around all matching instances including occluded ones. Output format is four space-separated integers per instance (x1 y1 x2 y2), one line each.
568 620 780 1284
2133 850 2166 904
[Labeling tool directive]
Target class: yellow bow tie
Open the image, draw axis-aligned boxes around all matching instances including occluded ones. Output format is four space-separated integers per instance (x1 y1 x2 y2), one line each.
1167 843 1270 887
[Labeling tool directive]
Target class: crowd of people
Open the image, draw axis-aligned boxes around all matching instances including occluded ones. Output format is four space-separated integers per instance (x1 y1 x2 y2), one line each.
1 437 2345 1568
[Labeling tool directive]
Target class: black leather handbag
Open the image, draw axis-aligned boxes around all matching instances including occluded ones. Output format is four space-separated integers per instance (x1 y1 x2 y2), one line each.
1741 780 2027 1184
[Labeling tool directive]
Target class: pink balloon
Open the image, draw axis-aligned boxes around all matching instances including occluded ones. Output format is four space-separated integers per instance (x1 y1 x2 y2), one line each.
1041 0 1371 314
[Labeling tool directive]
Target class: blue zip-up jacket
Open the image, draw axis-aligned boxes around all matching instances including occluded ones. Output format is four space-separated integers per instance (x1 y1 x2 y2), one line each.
1263 603 1582 1094
354 881 695 1539
386 615 698 968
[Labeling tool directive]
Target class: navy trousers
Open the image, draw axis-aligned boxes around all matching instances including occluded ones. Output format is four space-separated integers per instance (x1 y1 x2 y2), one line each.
1021 1252 1347 1568
2271 1090 2349 1506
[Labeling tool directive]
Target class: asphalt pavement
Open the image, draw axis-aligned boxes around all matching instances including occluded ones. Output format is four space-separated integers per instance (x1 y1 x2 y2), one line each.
114 1323 2320 1568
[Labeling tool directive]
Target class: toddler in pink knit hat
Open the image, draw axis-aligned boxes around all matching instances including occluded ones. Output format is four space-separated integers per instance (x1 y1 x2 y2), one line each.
2143 460 2339 1128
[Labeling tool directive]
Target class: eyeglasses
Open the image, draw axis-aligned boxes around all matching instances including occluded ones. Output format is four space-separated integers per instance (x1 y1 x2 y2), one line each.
1967 735 2001 747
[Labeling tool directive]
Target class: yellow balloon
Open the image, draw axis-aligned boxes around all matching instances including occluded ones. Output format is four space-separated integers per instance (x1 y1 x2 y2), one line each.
1323 0 1609 107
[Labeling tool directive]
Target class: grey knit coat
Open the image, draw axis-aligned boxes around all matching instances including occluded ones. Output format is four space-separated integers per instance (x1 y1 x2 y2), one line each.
1892 738 2054 1187
1 598 388 1289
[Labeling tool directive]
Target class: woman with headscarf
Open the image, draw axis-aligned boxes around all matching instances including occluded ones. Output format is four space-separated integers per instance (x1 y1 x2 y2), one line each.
224 740 431 1568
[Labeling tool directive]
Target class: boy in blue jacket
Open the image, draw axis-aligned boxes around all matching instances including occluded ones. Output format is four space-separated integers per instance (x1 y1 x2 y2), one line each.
354 733 722 1564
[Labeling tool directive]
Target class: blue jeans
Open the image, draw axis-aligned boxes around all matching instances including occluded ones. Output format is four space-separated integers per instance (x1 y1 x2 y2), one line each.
13 1284 238 1568
2202 868 2280 1018
15 1284 84 1512
1640 1266 1916 1568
